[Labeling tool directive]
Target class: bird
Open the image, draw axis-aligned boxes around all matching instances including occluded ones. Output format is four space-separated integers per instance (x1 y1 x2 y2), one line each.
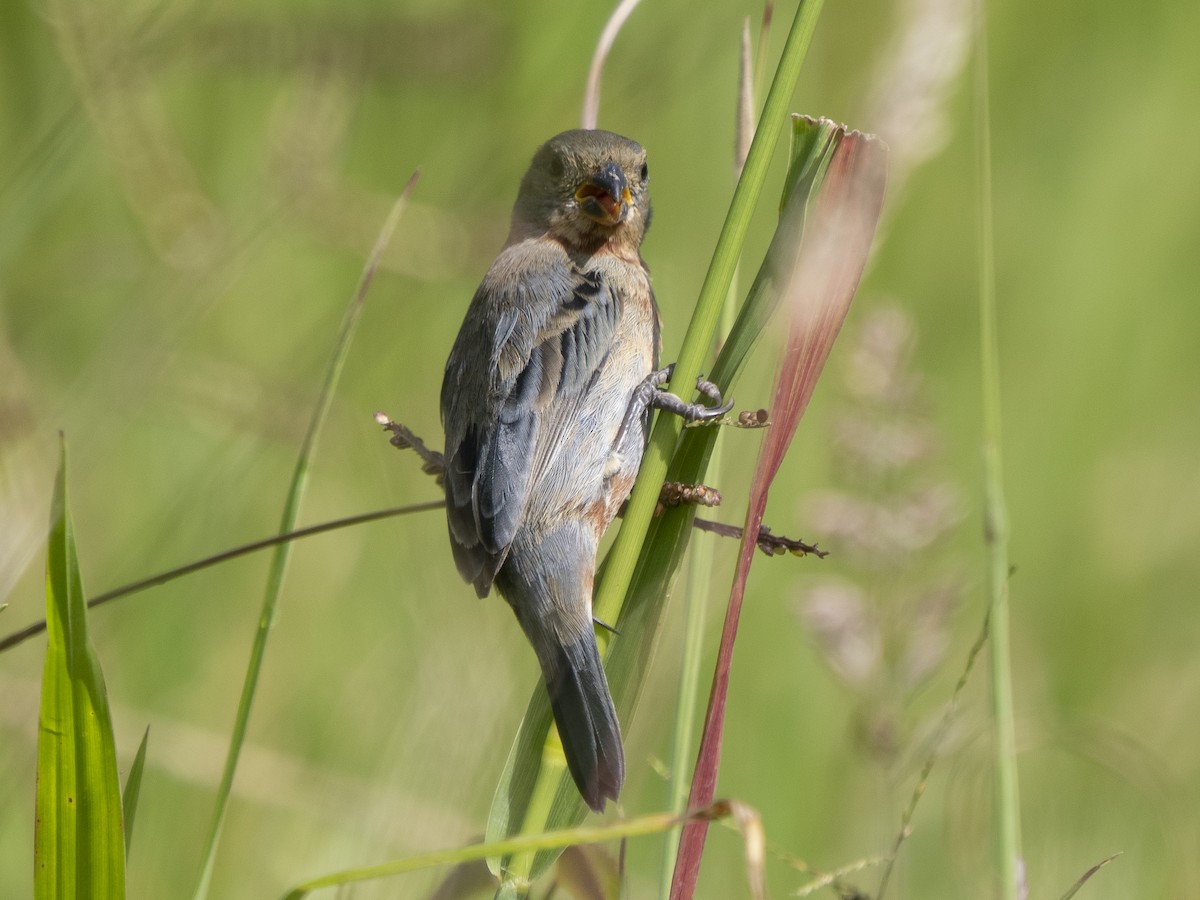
440 129 729 811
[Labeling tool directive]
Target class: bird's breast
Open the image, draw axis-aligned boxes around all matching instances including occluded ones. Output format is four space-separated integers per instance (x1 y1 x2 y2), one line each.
530 257 658 537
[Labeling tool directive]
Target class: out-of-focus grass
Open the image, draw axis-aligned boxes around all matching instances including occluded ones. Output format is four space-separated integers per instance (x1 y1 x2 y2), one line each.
1 0 1198 897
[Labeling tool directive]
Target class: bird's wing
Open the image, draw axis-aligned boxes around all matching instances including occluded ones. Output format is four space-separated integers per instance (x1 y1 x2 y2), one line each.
441 245 622 594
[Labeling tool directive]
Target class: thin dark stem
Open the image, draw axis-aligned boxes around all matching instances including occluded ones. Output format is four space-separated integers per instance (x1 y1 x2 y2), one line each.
0 501 444 654
0 501 820 656
693 516 826 558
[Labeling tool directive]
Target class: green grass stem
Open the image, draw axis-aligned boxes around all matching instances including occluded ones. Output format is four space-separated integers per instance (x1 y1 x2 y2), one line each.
593 0 824 628
285 802 739 900
974 8 1024 898
190 177 417 900
659 537 713 896
659 38 754 888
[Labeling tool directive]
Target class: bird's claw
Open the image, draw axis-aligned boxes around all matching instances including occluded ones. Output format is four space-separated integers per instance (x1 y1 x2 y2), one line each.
647 364 734 422
613 364 734 455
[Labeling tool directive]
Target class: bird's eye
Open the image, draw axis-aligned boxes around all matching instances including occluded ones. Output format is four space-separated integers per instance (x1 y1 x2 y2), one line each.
548 155 565 178
639 162 649 183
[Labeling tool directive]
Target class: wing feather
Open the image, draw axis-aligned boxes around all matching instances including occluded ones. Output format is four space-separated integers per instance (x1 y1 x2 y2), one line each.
441 243 623 595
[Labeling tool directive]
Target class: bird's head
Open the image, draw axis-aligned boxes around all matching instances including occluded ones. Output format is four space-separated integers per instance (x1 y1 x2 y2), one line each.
510 129 652 253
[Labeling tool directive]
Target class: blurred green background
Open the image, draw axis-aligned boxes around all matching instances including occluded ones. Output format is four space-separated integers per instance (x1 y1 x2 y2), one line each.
2 0 1197 897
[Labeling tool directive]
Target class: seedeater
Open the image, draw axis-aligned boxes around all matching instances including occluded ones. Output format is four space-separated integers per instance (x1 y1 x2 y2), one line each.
441 129 727 811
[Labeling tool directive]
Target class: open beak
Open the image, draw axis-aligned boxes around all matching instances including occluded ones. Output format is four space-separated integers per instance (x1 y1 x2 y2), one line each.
575 162 632 226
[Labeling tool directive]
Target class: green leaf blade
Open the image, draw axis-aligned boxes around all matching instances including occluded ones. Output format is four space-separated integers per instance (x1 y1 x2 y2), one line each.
122 726 150 860
35 441 126 899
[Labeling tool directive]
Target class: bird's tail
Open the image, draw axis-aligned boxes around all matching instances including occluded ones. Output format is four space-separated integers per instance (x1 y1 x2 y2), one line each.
541 630 624 812
494 527 625 812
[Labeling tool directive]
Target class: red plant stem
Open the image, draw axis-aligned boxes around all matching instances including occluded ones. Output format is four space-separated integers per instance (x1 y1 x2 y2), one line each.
669 128 888 898
669 499 765 898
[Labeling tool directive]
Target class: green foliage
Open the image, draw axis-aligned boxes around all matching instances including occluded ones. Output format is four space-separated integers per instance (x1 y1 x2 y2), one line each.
281 805 736 900
122 727 150 860
191 185 415 900
35 442 126 898
2 0 1198 897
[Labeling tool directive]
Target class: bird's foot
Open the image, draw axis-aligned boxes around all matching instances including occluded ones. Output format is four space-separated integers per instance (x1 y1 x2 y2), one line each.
612 365 734 455
642 363 734 422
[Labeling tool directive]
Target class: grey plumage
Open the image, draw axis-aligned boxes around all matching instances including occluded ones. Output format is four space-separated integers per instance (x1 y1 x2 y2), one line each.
441 129 658 811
